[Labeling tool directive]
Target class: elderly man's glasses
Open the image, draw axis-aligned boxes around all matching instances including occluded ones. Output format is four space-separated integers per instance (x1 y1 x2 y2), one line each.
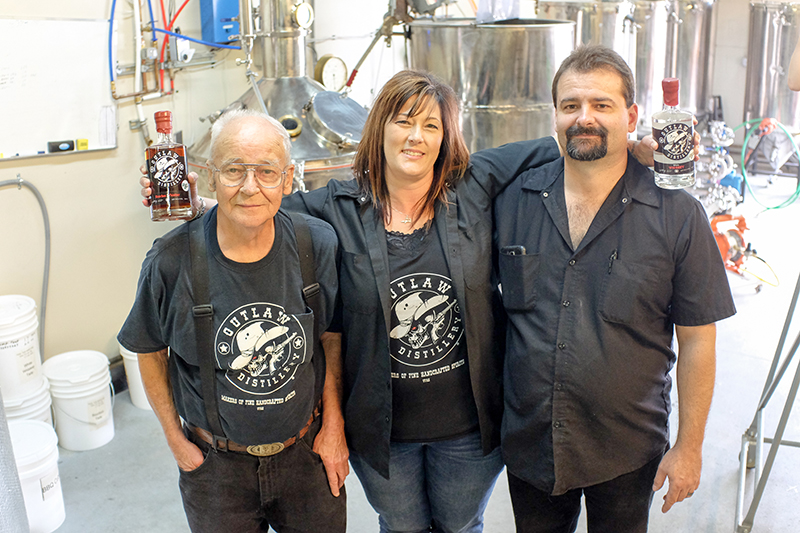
208 162 288 189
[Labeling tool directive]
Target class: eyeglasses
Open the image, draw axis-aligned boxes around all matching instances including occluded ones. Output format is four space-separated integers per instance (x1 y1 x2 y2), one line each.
208 162 288 189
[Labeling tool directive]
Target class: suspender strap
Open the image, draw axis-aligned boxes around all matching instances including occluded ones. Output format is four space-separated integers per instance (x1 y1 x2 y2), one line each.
287 212 325 403
188 218 228 450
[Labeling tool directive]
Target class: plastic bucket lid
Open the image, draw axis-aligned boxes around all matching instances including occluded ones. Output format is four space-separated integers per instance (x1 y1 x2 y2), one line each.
43 350 109 386
49 373 110 398
4 376 50 409
8 419 59 471
0 314 38 340
0 295 37 328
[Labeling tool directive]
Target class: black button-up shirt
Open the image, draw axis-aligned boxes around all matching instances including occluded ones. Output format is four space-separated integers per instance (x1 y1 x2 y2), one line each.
494 155 735 495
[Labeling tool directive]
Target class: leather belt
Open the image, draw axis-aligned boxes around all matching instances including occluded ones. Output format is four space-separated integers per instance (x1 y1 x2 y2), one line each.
186 404 320 457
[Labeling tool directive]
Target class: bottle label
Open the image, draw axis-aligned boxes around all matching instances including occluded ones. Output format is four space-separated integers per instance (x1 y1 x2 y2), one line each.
653 122 693 175
149 150 186 186
654 123 693 161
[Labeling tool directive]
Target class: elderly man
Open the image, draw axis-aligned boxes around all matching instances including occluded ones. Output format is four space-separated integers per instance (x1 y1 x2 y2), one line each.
494 45 735 532
118 109 347 533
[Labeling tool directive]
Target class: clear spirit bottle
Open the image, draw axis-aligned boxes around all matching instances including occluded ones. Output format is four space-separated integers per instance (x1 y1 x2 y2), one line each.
652 78 695 189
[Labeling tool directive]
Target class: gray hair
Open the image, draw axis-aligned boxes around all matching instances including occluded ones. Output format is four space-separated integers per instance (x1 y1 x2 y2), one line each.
209 108 292 165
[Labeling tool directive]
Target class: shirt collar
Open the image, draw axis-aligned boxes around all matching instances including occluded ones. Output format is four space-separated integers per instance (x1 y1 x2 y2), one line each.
521 153 660 208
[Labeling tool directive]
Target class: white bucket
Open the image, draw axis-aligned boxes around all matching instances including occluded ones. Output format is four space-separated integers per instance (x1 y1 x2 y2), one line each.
42 350 115 451
119 343 151 411
0 295 43 400
3 376 53 425
8 419 66 533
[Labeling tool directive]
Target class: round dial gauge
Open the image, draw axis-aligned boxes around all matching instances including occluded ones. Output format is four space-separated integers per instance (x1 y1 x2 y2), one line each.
314 55 348 92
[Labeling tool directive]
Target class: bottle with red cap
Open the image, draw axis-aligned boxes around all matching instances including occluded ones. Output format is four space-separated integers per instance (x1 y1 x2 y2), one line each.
146 110 193 221
652 78 695 189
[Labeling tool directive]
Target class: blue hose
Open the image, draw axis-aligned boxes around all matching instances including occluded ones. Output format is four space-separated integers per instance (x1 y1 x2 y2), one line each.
108 0 117 82
154 27 241 50
146 0 157 43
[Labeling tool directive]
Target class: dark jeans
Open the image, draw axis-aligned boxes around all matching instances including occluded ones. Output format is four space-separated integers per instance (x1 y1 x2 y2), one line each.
179 417 346 533
507 450 665 533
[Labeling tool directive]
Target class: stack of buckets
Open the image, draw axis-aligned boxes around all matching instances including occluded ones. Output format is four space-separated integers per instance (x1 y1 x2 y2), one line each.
0 295 52 424
43 350 115 451
0 295 64 533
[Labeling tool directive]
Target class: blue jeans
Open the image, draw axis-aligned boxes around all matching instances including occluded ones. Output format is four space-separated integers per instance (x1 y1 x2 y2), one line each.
349 431 504 533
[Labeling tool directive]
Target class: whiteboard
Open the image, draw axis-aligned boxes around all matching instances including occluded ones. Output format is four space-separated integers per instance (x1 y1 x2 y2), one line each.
0 17 117 158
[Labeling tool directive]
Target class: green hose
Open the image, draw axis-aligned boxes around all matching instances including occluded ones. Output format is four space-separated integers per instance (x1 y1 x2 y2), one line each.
734 118 800 210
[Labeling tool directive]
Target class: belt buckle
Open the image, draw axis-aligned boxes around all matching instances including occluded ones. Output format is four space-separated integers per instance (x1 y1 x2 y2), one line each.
247 442 285 456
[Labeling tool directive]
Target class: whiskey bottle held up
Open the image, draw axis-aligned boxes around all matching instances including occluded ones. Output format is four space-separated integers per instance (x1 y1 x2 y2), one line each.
147 111 193 221
652 78 695 189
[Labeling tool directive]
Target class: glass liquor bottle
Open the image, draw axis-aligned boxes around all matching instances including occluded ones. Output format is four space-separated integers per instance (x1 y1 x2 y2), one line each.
652 78 695 189
147 111 192 221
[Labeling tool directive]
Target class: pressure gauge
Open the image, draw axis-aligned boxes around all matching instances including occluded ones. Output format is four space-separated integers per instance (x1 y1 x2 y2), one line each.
314 55 348 92
292 2 314 29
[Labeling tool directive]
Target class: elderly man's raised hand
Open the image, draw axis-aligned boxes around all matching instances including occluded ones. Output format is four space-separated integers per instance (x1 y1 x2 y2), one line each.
139 165 202 213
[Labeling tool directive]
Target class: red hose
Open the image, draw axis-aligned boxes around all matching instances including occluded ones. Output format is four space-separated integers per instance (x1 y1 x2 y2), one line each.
159 0 192 94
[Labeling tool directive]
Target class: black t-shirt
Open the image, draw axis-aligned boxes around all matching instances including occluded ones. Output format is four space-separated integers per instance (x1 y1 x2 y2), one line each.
386 221 478 441
118 207 338 445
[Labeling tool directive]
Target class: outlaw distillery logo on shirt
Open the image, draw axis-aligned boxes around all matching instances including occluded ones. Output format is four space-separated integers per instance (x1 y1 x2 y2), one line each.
214 303 307 395
389 273 464 372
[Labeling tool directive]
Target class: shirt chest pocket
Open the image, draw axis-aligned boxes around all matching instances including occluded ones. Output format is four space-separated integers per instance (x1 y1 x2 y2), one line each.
498 251 540 311
339 251 379 313
600 259 671 325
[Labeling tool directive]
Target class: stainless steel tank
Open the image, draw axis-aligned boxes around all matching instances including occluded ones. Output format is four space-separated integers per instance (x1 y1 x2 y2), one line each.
188 0 366 191
666 0 717 118
744 2 800 131
536 1 715 131
630 0 671 131
408 18 575 152
537 0 637 65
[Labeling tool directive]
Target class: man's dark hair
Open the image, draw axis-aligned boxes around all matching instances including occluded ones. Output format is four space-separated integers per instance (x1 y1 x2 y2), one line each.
551 44 635 108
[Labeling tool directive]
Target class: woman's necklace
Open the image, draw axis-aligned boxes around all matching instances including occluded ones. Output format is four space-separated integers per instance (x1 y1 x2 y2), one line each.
390 205 413 224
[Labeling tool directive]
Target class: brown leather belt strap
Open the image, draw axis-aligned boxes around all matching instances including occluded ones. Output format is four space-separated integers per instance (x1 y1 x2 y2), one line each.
186 404 320 457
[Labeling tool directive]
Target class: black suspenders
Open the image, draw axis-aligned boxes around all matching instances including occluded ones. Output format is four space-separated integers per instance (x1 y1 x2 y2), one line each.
188 212 324 451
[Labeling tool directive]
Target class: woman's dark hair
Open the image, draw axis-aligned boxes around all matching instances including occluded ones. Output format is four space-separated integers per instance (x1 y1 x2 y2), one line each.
352 70 469 224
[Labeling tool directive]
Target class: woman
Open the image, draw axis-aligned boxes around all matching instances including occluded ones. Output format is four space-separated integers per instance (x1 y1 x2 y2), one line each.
141 70 657 532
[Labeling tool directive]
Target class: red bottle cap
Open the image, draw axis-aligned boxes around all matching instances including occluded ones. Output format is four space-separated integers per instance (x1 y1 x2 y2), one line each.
154 111 173 134
662 78 680 107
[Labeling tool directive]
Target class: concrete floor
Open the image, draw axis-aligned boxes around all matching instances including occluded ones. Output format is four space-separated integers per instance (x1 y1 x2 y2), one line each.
41 175 800 532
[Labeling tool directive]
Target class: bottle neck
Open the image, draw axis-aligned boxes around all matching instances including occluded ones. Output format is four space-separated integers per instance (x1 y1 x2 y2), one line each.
156 130 174 145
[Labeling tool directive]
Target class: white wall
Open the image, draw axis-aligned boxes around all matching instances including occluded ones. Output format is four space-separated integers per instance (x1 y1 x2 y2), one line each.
0 0 758 362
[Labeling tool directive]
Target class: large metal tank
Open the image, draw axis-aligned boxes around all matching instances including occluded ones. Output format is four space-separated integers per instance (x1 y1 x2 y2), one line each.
744 2 800 131
408 18 575 152
630 0 671 131
537 0 637 65
188 0 366 191
666 0 717 119
536 0 715 132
